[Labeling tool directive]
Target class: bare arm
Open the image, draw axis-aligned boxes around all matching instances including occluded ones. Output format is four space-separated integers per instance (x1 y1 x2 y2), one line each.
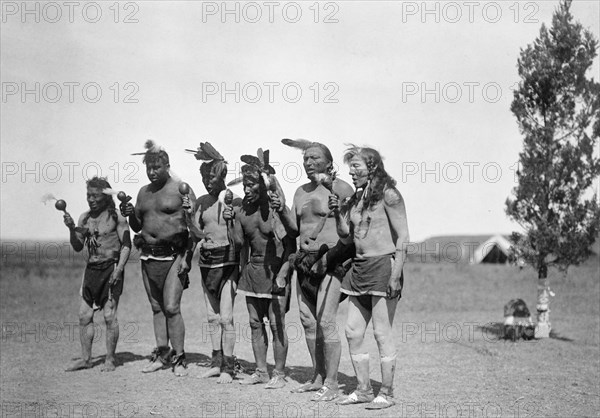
275 235 297 288
110 215 132 285
184 191 205 242
115 215 132 269
384 187 410 292
122 189 143 233
181 186 197 273
329 195 352 245
65 213 86 252
224 206 245 248
187 201 206 242
271 178 299 238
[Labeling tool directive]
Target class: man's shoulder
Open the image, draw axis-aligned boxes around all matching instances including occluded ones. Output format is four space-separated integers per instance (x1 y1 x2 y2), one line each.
293 182 316 198
197 194 216 203
138 184 150 195
166 177 185 192
333 178 354 197
232 195 243 207
383 186 403 206
293 183 309 194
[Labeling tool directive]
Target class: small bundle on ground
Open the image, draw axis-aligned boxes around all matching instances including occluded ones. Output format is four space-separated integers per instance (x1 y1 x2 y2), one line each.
503 299 535 341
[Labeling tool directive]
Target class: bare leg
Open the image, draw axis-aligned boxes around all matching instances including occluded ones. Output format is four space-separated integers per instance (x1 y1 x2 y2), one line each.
317 275 342 391
371 296 398 398
239 296 270 385
218 275 238 384
346 296 371 392
269 296 288 374
296 279 324 390
201 278 222 378
101 297 119 372
66 300 94 371
142 264 169 349
164 256 186 376
246 296 268 372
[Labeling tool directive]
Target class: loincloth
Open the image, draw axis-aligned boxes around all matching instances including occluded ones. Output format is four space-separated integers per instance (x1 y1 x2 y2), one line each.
198 244 239 268
237 256 284 300
141 257 189 290
294 243 354 306
294 250 324 307
201 265 239 300
136 234 189 289
81 259 123 310
342 254 402 302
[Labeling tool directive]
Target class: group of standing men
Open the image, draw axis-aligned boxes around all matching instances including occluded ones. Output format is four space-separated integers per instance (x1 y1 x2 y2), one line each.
62 138 409 410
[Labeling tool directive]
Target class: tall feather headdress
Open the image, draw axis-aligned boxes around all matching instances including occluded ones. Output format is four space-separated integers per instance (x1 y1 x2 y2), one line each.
185 142 226 163
227 148 276 189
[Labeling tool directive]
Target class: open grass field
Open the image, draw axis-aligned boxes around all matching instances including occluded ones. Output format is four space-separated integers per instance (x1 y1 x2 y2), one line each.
1 243 598 417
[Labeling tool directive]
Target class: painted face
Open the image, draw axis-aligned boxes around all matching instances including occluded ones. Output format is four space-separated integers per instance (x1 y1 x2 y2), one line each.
146 160 169 184
202 166 225 196
303 147 331 181
243 177 261 204
348 155 369 189
87 186 109 214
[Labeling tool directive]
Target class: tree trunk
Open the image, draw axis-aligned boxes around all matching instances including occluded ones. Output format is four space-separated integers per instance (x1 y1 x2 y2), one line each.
535 264 551 338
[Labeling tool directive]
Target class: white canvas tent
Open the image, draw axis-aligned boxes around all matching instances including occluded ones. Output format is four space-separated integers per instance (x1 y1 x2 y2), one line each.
470 235 513 264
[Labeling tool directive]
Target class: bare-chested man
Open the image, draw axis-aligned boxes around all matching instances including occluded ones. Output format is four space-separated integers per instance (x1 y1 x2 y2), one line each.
121 140 196 376
184 142 242 384
63 176 131 372
224 152 295 389
329 145 409 410
275 139 354 401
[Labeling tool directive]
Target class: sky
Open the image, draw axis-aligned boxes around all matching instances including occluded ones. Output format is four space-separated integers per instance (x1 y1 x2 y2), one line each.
1 0 599 243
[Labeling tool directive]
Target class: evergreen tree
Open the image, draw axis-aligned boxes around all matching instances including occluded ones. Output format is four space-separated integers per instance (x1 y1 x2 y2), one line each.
506 0 600 338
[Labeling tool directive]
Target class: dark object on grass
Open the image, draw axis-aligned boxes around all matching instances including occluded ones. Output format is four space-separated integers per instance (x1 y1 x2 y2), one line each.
503 299 535 341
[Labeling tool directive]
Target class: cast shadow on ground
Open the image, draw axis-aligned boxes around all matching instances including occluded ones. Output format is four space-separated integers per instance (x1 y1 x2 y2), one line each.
109 352 213 369
68 352 148 370
231 357 366 394
185 353 373 392
475 322 574 343
113 351 148 367
548 330 574 342
186 352 215 366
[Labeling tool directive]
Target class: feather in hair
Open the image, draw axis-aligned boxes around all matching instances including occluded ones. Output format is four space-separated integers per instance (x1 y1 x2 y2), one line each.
257 148 264 165
241 155 262 167
185 142 225 162
281 138 315 151
258 149 275 174
201 142 225 161
227 177 243 187
132 139 164 155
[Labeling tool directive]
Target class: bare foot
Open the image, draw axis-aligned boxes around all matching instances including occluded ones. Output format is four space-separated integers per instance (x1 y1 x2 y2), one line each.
217 372 233 384
101 359 116 372
65 359 91 372
173 364 189 377
201 367 220 378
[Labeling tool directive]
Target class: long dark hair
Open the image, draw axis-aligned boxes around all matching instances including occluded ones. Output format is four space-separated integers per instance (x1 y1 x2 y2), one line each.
343 145 396 210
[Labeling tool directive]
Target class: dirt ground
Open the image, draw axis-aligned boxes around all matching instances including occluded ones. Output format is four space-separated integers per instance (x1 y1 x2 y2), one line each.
1 250 598 417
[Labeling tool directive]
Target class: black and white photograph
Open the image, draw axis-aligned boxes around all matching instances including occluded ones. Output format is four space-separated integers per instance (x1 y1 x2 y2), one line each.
1 0 599 416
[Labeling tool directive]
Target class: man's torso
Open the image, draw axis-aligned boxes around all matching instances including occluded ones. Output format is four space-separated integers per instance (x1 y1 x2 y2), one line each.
79 209 121 263
295 180 352 251
137 178 187 245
